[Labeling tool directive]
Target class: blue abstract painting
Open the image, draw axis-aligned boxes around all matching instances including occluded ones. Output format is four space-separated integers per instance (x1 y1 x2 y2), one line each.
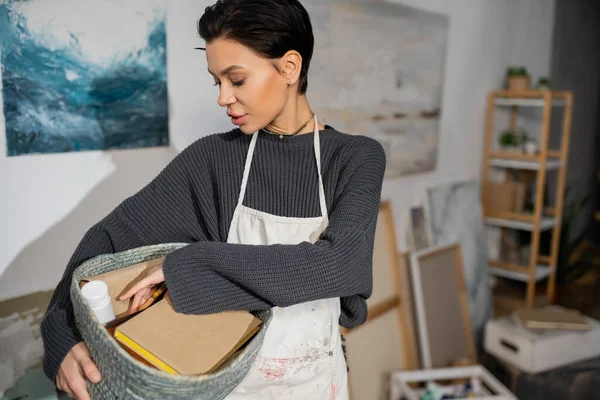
0 0 168 156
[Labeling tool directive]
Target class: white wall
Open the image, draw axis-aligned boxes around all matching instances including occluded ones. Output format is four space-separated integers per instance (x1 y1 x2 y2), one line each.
0 0 556 302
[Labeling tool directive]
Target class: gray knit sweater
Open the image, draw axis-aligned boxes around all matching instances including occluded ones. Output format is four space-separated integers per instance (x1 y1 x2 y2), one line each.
40 126 386 382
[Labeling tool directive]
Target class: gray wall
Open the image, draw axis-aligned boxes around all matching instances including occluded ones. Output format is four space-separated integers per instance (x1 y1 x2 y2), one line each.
549 0 600 241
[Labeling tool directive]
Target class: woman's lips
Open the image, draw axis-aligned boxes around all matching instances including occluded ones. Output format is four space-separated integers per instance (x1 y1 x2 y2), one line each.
230 114 247 125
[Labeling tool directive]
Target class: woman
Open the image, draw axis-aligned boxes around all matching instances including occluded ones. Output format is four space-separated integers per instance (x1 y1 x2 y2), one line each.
41 0 386 398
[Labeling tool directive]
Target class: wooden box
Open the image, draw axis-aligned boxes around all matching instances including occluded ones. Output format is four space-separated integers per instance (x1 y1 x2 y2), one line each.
390 365 516 400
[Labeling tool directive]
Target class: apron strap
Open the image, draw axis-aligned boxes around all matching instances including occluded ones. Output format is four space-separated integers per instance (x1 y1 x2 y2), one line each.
236 130 259 209
313 116 329 223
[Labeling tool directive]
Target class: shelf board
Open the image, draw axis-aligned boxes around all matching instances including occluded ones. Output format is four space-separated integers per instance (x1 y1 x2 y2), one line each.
489 264 553 282
489 151 560 161
494 98 566 107
489 157 561 170
485 215 556 231
492 90 570 99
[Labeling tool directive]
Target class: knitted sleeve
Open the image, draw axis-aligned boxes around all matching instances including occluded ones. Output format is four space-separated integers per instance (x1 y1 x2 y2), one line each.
39 146 211 382
162 138 386 328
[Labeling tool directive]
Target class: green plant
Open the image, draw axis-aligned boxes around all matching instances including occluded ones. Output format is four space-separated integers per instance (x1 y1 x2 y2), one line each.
535 76 550 90
499 130 516 147
507 66 529 77
537 77 550 85
498 129 528 147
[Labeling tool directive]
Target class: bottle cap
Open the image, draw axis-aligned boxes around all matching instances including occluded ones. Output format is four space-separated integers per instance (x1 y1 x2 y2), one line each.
81 280 111 309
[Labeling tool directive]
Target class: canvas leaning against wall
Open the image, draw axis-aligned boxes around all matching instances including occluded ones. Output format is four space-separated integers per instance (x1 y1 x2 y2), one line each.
0 0 168 157
304 0 448 178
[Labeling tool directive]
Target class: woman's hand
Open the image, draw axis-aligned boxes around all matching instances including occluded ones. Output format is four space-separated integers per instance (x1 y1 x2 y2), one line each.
56 342 101 400
119 263 165 313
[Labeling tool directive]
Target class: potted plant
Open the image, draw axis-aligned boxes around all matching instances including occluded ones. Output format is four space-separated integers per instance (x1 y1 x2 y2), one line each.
499 130 517 152
498 129 528 152
536 76 551 91
506 66 530 92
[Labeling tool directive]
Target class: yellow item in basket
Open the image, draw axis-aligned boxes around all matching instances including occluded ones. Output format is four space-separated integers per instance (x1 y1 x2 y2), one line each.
114 293 262 375
114 329 179 374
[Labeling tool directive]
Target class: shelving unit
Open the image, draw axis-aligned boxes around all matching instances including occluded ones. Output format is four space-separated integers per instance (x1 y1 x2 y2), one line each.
481 90 573 308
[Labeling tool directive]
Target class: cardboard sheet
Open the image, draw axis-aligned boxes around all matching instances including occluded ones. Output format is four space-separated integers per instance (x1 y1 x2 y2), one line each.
115 294 261 375
483 181 525 213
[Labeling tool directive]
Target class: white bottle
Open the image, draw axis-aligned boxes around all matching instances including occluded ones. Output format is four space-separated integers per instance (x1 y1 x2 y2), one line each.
81 280 116 324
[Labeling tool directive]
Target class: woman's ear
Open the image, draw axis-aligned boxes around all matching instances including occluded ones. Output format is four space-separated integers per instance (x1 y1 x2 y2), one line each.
279 50 303 87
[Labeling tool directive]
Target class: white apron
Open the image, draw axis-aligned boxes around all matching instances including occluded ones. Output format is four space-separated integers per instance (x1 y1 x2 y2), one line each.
225 117 348 400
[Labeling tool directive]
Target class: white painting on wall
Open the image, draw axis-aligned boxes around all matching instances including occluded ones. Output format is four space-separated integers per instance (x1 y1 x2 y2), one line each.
305 0 448 178
425 179 493 344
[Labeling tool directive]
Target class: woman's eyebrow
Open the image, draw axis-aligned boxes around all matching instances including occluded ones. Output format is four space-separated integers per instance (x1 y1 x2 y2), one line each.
207 65 245 76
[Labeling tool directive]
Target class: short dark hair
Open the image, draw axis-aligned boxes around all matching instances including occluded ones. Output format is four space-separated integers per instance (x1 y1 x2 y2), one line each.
197 0 314 94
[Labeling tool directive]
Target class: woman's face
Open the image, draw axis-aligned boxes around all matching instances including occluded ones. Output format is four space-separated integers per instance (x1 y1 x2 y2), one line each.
206 38 289 134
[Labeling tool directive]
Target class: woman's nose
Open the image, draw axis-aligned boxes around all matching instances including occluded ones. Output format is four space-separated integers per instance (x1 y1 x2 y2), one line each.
217 87 236 107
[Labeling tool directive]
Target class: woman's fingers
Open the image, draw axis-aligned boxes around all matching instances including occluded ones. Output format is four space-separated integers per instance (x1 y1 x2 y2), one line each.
80 356 102 384
119 268 164 302
68 376 92 400
59 366 91 400
56 373 67 392
73 342 101 382
56 342 99 400
119 278 150 301
117 265 165 313
131 287 153 313
119 266 165 313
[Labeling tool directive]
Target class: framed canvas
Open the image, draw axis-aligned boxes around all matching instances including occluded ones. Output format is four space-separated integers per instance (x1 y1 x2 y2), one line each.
410 243 476 369
424 180 492 341
344 201 419 400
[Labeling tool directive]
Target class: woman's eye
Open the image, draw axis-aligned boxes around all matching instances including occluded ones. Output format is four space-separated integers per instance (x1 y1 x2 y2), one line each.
212 80 244 87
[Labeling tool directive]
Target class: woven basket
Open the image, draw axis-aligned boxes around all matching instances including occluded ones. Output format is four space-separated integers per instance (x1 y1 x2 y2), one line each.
71 243 272 399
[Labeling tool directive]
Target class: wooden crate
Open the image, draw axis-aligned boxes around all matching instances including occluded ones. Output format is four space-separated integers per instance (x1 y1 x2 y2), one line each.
390 365 517 400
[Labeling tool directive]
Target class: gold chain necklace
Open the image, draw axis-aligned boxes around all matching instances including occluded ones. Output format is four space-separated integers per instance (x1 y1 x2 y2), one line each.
263 113 315 139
